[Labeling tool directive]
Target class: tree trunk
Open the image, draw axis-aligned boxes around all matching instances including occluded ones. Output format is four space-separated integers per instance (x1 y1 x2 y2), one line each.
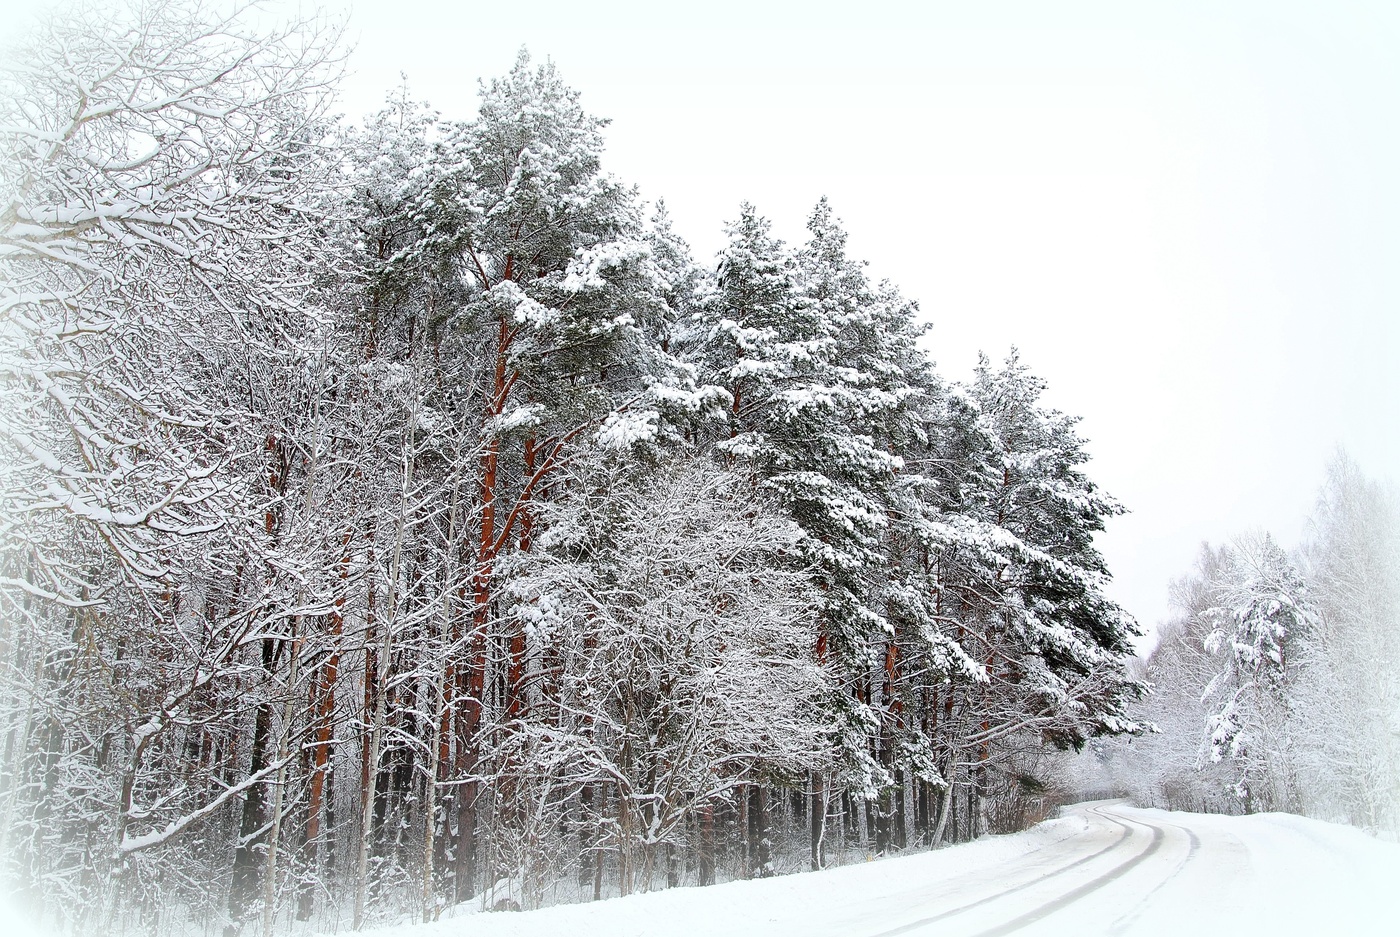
456 320 511 902
751 785 771 876
899 772 911 849
226 645 274 933
931 776 954 848
697 802 715 887
228 439 291 933
298 528 352 921
617 785 632 897
809 771 827 870
421 657 447 922
505 436 535 723
421 478 461 922
354 431 414 930
260 610 304 937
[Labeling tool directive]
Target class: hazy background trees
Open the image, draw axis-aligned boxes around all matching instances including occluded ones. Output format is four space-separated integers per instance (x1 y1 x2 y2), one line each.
1093 454 1400 834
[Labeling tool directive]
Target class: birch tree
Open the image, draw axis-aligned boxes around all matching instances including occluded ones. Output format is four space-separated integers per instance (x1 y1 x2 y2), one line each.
1292 456 1400 830
494 457 832 903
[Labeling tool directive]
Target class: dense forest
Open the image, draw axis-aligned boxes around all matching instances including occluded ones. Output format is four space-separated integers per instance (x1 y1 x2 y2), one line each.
2 2 1152 934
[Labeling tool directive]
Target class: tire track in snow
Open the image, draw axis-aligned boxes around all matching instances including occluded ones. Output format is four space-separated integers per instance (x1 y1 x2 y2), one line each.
845 806 1103 919
865 806 1136 937
968 808 1167 936
1104 811 1201 936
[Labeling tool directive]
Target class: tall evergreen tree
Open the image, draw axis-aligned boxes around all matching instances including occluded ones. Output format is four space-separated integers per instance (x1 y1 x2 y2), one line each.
371 51 705 900
1200 532 1315 811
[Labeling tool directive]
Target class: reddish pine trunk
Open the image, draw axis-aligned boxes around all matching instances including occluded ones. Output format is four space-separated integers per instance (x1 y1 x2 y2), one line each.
297 528 352 920
456 317 510 899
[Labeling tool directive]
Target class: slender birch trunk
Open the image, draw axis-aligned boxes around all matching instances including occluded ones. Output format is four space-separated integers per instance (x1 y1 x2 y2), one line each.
354 405 416 930
260 612 303 937
421 476 461 922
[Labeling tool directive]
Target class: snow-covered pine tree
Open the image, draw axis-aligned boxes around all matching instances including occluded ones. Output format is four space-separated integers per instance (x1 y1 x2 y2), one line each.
346 51 707 907
791 200 948 855
1199 532 1316 812
680 199 945 860
903 352 1142 839
968 352 1142 744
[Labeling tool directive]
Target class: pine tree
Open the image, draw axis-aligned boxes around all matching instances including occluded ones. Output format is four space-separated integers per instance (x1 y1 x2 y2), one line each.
682 199 947 857
964 351 1142 746
898 352 1143 839
1200 532 1316 811
361 50 703 902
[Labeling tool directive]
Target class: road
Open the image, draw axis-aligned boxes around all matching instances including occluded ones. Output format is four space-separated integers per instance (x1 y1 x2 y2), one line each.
351 800 1400 937
839 800 1396 937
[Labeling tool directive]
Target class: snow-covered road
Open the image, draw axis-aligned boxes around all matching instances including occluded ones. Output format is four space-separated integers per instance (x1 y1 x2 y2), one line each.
357 801 1400 937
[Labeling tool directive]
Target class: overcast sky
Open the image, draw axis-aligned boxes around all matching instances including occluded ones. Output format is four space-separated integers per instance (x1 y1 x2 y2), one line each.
7 0 1397 639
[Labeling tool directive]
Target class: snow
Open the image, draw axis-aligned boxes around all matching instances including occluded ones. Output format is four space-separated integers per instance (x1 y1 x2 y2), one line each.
485 403 544 437
342 802 1400 937
560 239 650 293
594 407 660 448
0 898 48 937
491 281 557 328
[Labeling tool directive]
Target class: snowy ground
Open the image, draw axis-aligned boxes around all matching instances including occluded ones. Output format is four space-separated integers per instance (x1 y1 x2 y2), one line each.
348 801 1400 937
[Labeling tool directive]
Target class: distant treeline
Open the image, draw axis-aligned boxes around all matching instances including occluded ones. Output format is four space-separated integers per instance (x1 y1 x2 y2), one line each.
1089 455 1400 833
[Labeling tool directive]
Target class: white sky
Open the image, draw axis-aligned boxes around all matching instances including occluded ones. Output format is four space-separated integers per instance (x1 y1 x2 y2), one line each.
6 0 1397 639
